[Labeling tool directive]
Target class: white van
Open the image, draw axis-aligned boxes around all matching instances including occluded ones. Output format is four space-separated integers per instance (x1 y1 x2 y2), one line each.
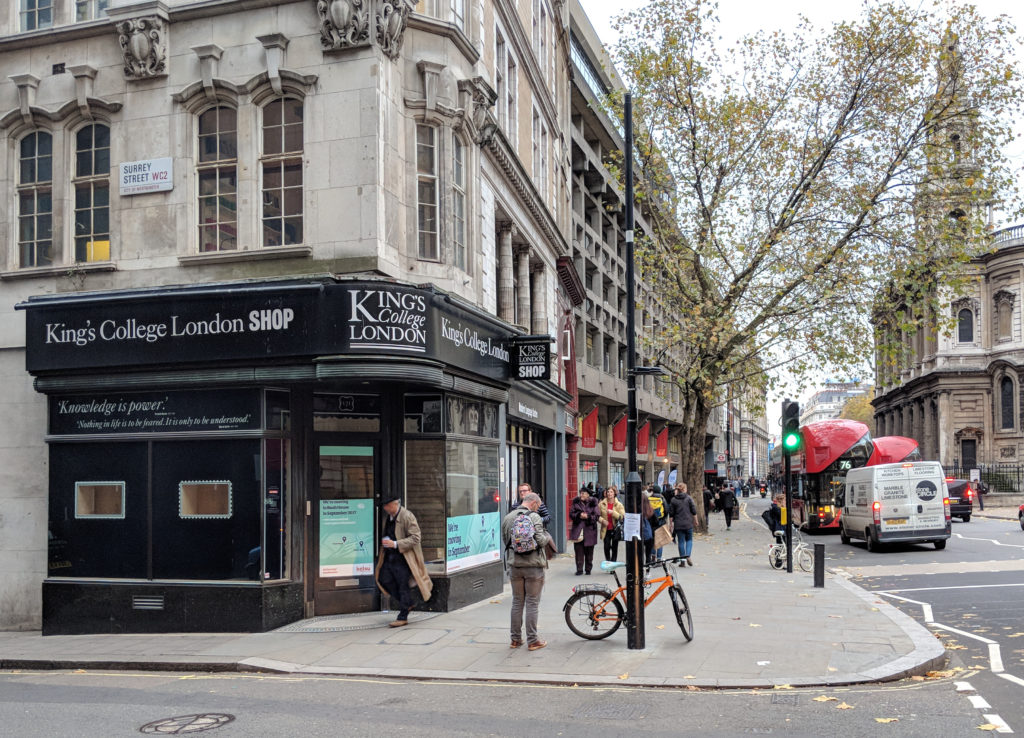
840 461 950 552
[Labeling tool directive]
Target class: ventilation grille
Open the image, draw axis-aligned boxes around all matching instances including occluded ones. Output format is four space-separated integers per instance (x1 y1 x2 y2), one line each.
132 595 165 611
471 578 485 591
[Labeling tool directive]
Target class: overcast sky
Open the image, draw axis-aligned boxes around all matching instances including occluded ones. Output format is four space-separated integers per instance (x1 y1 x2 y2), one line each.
577 0 1024 432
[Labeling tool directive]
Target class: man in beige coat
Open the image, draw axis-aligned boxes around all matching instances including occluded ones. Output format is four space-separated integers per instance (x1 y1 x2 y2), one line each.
375 495 433 627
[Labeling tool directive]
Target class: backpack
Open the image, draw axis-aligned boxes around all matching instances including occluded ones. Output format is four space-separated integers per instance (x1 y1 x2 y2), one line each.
760 509 774 529
649 495 666 522
510 511 538 553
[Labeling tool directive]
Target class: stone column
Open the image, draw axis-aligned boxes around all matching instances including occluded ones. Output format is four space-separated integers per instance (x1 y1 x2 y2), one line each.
516 245 531 330
937 392 952 466
530 263 547 335
902 404 913 440
497 222 515 323
922 395 935 459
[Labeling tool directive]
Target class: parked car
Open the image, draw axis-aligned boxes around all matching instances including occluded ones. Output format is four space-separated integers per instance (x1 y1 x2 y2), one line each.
944 478 975 522
1018 504 1023 531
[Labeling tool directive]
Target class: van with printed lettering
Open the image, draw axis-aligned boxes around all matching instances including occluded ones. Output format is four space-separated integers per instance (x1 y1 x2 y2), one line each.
839 461 950 552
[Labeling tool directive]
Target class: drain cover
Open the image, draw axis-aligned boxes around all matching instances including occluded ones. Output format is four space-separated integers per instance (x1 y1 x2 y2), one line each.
139 713 235 734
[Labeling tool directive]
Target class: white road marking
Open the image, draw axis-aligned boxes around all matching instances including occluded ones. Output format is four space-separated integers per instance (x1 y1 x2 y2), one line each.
953 533 1024 549
969 694 992 709
877 592 934 623
991 643 1006 673
982 714 1013 733
930 621 997 645
876 583 1024 594
998 673 1024 688
955 681 975 692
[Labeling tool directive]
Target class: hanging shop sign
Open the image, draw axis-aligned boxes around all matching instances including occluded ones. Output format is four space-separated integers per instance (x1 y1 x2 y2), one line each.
20 280 513 381
511 340 550 381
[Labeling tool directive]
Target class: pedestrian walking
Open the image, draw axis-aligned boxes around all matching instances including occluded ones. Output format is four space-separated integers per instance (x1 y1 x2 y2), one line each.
570 486 600 575
648 484 670 562
599 485 625 562
374 495 433 628
501 492 551 651
976 481 986 510
668 483 698 566
718 483 737 530
641 490 655 563
703 485 715 518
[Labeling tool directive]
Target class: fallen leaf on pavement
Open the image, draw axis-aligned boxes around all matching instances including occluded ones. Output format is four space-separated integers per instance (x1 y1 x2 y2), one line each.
774 684 794 690
836 702 854 710
749 623 762 628
684 675 696 679
871 607 879 611
828 614 843 619
874 717 898 723
1007 632 1024 638
828 667 838 672
618 673 629 679
490 600 501 604
910 676 925 681
977 724 999 732
926 670 955 679
812 696 838 702
799 593 812 598
656 624 665 629
947 644 968 650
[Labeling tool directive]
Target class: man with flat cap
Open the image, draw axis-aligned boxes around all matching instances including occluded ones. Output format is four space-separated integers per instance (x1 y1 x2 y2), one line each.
374 494 433 627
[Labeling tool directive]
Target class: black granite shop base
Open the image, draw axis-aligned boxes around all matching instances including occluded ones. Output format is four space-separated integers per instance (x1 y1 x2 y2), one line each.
428 561 504 612
42 580 304 635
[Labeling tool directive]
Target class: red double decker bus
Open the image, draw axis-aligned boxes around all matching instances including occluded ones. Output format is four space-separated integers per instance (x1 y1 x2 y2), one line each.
867 436 921 465
770 419 874 531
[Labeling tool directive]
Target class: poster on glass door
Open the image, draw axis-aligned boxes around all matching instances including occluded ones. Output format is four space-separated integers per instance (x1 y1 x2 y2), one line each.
319 499 374 576
445 513 501 573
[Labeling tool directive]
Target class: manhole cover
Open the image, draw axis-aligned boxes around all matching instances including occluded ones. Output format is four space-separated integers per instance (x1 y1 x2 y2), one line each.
770 694 798 706
139 713 235 734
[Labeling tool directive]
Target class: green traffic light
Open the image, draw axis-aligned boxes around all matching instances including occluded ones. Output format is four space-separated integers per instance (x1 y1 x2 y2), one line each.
782 432 800 450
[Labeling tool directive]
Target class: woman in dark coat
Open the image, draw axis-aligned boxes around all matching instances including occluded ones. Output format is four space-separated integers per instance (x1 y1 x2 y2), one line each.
570 487 600 575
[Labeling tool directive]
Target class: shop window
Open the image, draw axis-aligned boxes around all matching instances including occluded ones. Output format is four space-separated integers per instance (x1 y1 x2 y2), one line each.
265 390 291 431
263 438 289 580
73 124 111 263
445 441 500 573
445 395 499 438
416 124 439 260
405 394 443 433
261 98 304 247
179 481 233 519
17 131 53 268
197 106 238 252
405 439 447 571
21 0 52 30
75 481 125 519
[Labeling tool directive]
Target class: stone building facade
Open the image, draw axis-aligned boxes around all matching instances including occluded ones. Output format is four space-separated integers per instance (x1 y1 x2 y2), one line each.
873 225 1024 471
0 0 582 632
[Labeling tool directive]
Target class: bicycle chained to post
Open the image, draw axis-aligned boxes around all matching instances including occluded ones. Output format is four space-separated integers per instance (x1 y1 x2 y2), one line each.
767 528 813 572
562 556 693 641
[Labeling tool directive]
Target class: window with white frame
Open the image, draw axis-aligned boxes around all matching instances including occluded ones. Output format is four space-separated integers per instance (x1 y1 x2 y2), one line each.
495 34 507 130
506 56 518 149
197 106 238 252
417 124 439 261
21 0 53 31
17 131 53 268
451 0 465 30
261 98 304 247
452 133 467 271
75 0 108 21
73 124 111 263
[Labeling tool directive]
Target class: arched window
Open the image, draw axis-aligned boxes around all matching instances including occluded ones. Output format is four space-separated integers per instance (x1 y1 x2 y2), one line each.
1001 376 1015 430
18 131 53 267
74 123 111 262
260 98 304 247
197 106 238 252
957 308 973 343
452 133 466 271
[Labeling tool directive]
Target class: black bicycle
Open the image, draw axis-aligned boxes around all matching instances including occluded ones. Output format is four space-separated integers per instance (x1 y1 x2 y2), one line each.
562 557 693 641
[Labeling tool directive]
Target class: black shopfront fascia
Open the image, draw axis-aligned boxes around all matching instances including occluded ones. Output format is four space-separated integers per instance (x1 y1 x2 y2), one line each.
18 278 531 634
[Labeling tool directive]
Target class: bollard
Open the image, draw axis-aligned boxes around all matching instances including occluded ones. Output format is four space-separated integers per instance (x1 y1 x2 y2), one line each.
813 543 825 588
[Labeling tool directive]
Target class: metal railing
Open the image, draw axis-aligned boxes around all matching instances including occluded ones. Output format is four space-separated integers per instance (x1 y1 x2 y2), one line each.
943 463 1024 494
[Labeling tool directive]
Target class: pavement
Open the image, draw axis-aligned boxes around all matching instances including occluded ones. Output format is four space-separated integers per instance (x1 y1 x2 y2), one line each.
1 497 984 689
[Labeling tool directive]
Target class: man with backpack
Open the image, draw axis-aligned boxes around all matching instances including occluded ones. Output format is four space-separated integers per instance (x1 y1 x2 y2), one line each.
501 491 551 651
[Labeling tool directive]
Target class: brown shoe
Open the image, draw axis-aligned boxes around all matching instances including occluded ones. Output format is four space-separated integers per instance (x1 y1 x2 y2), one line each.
388 619 408 628
527 640 547 651
687 557 694 567
510 640 523 649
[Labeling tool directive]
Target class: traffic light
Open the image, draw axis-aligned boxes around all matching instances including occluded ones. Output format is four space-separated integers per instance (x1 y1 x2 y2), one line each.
781 399 801 454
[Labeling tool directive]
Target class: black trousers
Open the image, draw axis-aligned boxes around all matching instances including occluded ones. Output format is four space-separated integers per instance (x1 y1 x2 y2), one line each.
603 533 619 562
723 507 734 527
379 554 415 618
574 542 595 574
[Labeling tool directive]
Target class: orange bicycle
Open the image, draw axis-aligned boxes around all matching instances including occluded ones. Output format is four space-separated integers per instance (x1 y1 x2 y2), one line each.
562 556 693 641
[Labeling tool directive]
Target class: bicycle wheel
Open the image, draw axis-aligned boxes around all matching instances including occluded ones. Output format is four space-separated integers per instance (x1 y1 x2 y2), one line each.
563 591 624 640
668 584 694 641
768 546 785 570
797 546 814 573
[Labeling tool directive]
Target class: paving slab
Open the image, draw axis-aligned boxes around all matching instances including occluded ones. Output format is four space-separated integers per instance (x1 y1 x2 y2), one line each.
0 500 947 687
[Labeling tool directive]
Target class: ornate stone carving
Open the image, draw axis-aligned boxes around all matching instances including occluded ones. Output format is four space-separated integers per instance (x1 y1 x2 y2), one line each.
462 76 497 146
117 16 167 79
317 0 414 59
376 0 415 59
318 0 371 51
